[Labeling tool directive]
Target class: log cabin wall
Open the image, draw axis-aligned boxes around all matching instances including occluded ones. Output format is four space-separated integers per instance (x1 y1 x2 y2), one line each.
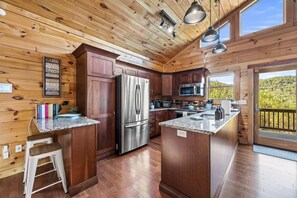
0 1 162 179
165 0 297 144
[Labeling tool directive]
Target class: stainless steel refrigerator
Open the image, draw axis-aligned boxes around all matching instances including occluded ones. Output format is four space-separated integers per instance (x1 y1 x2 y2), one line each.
116 74 150 155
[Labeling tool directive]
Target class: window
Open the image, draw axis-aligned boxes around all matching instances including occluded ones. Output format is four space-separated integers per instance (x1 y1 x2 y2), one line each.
240 0 284 36
207 72 234 99
201 22 230 48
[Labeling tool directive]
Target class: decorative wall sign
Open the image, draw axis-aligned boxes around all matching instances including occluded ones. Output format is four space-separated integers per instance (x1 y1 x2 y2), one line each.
43 56 61 97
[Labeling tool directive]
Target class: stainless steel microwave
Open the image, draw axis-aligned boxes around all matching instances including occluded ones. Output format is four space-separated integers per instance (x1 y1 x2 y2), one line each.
179 83 204 96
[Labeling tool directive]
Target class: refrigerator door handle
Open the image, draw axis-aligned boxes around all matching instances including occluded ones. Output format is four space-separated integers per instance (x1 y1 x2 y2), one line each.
136 85 141 114
124 122 147 128
138 85 142 113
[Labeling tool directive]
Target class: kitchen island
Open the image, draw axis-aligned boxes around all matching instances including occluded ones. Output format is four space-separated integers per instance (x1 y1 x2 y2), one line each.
33 117 100 196
159 111 240 198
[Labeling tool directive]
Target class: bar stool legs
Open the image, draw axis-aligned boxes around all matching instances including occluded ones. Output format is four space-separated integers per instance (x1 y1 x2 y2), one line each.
23 133 55 184
24 143 68 198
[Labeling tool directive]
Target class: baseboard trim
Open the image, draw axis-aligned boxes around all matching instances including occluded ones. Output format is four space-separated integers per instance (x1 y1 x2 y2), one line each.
159 181 189 198
68 176 98 196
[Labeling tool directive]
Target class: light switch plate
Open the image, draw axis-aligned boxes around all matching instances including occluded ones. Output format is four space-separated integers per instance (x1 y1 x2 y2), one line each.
15 145 22 153
177 130 187 138
238 99 247 105
0 83 12 93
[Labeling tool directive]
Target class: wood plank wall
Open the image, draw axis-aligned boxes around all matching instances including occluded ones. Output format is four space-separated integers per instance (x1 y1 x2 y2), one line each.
165 0 297 144
0 2 163 179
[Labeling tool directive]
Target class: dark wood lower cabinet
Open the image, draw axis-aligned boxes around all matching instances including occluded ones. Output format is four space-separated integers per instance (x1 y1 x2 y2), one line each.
95 117 115 160
168 110 176 120
55 125 98 196
160 115 239 198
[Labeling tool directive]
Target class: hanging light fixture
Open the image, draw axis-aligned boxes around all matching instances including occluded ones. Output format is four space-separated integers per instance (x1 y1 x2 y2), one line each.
0 8 6 16
202 0 219 42
183 1 206 24
212 0 227 54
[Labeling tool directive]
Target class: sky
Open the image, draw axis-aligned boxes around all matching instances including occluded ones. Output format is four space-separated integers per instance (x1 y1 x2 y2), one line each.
241 0 284 35
260 70 296 79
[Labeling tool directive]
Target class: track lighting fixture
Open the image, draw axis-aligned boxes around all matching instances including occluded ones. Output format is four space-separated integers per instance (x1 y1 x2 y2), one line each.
172 30 176 38
184 1 206 24
167 24 174 33
0 8 6 16
159 19 165 28
159 10 176 38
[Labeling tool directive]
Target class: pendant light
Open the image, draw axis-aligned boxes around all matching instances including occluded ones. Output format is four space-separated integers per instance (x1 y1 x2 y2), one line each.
212 0 227 54
183 1 206 24
202 0 219 42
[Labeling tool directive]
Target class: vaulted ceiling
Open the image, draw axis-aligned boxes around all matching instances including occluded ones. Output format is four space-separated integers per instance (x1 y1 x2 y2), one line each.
4 0 248 64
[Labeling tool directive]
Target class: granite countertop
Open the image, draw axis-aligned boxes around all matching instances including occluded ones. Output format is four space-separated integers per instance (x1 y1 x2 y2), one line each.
159 110 240 135
33 116 100 133
149 107 178 112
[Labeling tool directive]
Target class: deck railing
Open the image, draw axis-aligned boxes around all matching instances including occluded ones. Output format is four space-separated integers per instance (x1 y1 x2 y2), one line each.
259 108 296 132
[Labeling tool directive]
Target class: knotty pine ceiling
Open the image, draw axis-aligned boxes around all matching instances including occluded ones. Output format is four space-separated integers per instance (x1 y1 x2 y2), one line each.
4 0 247 63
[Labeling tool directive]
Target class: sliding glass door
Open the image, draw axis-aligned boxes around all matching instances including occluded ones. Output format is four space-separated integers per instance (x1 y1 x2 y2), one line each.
254 66 297 151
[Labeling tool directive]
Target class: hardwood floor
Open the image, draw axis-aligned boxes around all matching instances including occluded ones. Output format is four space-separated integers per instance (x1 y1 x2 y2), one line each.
0 137 296 198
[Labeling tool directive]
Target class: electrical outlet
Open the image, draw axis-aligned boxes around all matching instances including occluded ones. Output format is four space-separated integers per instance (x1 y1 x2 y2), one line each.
2 145 10 159
177 130 187 138
15 145 22 153
238 100 247 105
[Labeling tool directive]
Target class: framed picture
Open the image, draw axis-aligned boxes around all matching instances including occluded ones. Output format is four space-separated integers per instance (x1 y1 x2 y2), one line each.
43 56 61 97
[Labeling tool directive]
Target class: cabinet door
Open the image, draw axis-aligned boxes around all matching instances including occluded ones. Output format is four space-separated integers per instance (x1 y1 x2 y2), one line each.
154 74 162 96
155 111 168 136
88 52 115 78
138 70 150 79
87 77 115 159
149 112 156 138
149 74 155 97
162 74 172 96
172 73 180 96
179 72 191 84
192 70 202 83
168 110 176 120
95 116 115 159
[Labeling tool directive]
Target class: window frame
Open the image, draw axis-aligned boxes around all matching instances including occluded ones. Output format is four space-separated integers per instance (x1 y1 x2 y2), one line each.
239 0 292 39
200 21 231 49
207 71 235 100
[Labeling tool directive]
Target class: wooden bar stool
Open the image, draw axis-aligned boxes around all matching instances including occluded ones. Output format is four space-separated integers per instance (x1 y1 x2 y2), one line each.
23 133 56 183
24 142 68 198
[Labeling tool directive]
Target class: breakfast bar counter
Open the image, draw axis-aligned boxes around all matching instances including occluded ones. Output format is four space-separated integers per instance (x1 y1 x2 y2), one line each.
33 117 100 196
159 111 239 198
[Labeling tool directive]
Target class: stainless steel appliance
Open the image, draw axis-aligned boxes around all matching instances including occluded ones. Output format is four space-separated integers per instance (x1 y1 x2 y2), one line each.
162 100 172 108
179 83 204 96
116 75 150 155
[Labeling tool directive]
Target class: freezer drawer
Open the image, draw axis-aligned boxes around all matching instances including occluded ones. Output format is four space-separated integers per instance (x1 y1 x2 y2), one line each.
119 121 149 155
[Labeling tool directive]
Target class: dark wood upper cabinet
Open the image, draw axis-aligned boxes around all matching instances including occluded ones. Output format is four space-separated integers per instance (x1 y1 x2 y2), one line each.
138 70 150 79
153 74 162 96
88 52 115 78
162 74 172 96
179 72 192 84
192 70 202 83
172 73 180 96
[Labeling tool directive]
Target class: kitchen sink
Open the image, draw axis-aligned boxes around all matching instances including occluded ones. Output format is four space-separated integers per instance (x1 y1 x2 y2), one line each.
199 114 215 119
